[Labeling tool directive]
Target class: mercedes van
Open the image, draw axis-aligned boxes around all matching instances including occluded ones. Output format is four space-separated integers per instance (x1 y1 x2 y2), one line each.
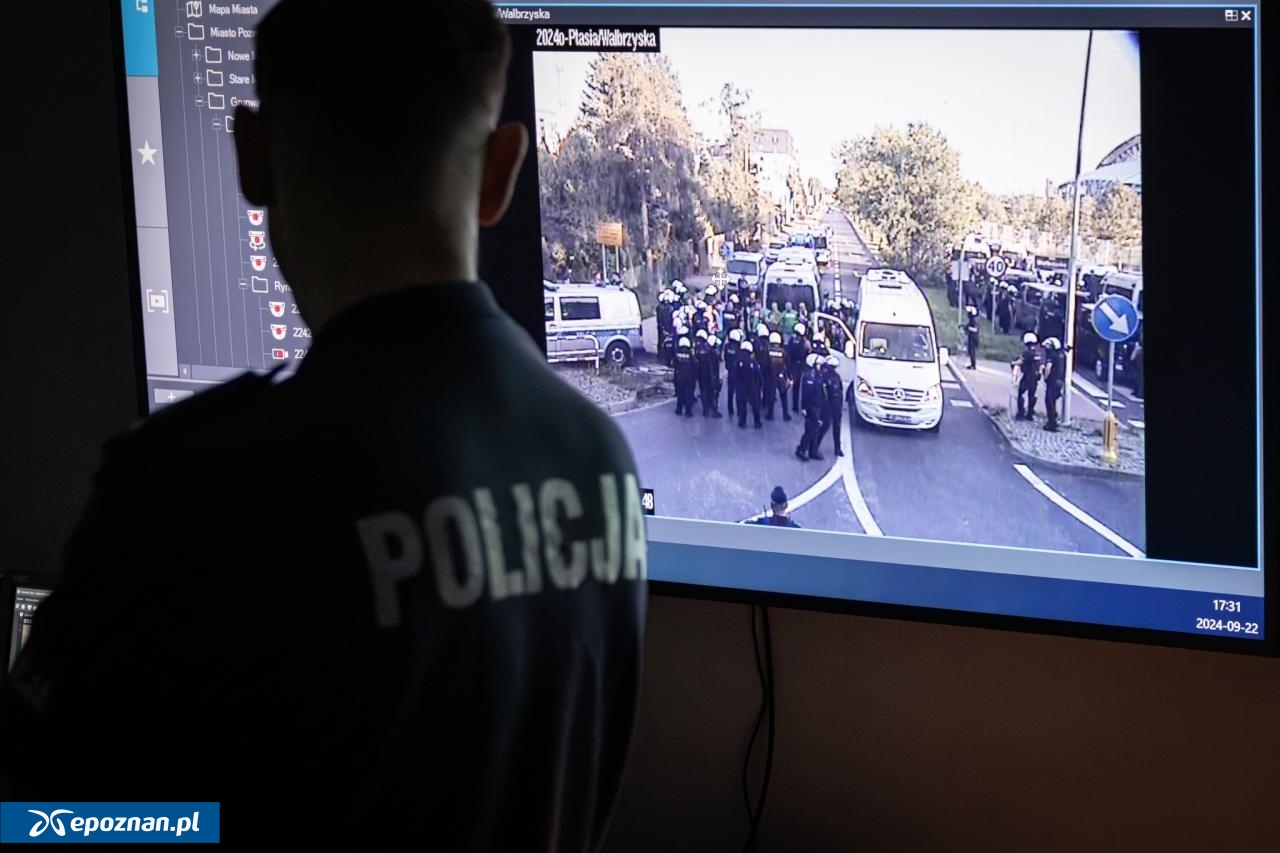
850 269 947 431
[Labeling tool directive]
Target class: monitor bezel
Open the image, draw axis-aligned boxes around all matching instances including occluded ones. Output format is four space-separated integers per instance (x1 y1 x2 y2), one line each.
107 3 1276 656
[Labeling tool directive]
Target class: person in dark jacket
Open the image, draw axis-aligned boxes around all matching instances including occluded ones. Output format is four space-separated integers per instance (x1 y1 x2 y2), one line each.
724 328 742 417
1042 336 1066 431
786 322 809 413
821 354 845 457
963 304 981 369
1015 332 1041 420
736 340 764 429
0 5 646 850
673 337 697 417
696 331 721 418
749 486 801 527
795 354 825 461
765 331 791 421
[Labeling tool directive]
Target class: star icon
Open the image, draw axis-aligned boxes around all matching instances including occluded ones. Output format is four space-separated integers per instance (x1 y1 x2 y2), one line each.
137 140 158 166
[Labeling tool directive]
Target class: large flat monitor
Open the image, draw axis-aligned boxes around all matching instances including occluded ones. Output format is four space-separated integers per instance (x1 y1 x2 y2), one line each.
2 574 58 678
111 1 1271 653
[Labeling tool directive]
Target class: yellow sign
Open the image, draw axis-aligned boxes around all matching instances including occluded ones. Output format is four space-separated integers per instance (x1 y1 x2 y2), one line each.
596 221 624 247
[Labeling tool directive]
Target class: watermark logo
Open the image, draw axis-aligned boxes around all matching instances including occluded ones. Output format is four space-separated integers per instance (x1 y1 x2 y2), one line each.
28 808 73 837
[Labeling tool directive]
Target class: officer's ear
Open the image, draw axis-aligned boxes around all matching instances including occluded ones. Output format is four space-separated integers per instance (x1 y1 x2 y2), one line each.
478 122 528 227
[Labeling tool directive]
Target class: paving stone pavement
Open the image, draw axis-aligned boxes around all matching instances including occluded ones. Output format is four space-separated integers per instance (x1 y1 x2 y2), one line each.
987 408 1146 477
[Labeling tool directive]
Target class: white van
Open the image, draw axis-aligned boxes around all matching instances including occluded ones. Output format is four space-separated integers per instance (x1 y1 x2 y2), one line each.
544 282 644 367
725 251 765 290
776 246 817 270
850 269 948 432
763 262 820 314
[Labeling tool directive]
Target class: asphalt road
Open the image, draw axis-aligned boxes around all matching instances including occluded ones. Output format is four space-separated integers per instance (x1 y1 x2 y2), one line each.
611 206 1146 560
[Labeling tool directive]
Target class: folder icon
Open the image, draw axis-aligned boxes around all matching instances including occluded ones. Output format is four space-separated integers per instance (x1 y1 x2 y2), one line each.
187 23 205 40
206 69 224 87
204 46 222 63
225 116 235 133
206 93 225 110
251 276 269 293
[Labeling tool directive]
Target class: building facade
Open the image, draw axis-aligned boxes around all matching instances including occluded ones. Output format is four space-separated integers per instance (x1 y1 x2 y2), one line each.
750 128 801 222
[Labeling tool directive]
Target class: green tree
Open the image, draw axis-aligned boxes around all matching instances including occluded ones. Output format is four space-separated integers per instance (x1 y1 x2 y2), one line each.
1093 184 1142 247
539 54 707 304
834 123 978 286
700 84 766 247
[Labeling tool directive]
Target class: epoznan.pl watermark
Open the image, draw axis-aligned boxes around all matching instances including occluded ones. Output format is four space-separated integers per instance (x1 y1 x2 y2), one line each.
0 802 219 844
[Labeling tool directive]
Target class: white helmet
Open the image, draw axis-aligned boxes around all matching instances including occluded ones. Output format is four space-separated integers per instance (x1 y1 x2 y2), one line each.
676 325 689 337
695 329 708 340
730 294 740 304
708 336 720 347
678 337 691 349
671 279 685 291
705 285 717 297
967 305 978 315
728 328 743 342
756 323 769 337
1023 332 1038 345
805 353 819 368
1043 337 1061 350
696 300 707 310
741 340 754 352
826 354 840 368
769 332 782 345
794 322 807 335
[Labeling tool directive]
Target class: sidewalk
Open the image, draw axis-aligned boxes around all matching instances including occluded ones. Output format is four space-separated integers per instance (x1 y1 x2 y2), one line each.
949 357 1145 478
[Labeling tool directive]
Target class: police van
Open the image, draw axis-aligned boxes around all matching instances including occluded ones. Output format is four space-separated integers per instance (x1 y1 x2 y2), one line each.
543 282 644 367
725 251 765 290
763 262 820 314
849 269 948 432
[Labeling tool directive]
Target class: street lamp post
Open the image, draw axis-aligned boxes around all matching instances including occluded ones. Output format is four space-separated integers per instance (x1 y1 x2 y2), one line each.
1063 30 1094 427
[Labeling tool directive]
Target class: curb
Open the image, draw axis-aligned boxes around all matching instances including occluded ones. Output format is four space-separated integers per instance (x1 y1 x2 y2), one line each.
947 362 1145 482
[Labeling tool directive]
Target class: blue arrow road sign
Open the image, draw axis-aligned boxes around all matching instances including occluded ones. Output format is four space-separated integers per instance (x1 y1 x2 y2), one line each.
1091 293 1139 343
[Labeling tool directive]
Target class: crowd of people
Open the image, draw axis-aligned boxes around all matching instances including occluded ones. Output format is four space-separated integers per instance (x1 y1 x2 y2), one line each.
657 279 856 462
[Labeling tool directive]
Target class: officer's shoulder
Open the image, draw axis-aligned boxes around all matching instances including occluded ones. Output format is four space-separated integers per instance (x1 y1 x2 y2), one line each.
122 370 280 448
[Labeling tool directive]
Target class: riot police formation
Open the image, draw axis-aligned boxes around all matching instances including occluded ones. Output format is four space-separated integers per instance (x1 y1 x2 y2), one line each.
696 331 722 418
672 336 697 417
1014 331 1041 420
963 304 981 370
795 353 826 461
1041 337 1066 432
786 322 810 413
765 332 791 422
736 340 764 429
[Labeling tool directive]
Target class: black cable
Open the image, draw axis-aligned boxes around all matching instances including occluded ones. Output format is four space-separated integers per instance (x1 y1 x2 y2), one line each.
741 606 776 853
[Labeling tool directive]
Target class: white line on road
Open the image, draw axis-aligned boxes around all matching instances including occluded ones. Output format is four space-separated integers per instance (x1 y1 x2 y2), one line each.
941 381 961 390
1012 464 1145 558
949 399 974 408
839 419 883 535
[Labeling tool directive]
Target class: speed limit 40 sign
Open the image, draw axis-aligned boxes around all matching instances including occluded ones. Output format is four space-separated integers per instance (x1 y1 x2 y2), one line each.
985 256 1008 279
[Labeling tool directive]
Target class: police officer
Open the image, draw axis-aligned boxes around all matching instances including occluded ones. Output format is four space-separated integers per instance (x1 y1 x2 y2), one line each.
695 330 718 418
996 283 1013 334
724 328 743 418
811 354 837 456
754 322 771 378
736 340 764 429
963 304 981 369
656 290 675 365
723 293 741 337
705 334 724 417
673 336 697 417
765 331 791 422
787 321 809 413
0 1 646 845
1041 336 1066 431
1014 331 1041 421
796 353 825 461
822 354 845 457
750 486 801 528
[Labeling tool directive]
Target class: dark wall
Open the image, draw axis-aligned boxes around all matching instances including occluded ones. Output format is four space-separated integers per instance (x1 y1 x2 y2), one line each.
5 6 1278 852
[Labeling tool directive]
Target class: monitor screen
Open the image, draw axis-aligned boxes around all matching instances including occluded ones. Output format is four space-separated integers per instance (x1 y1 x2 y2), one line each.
9 586 53 673
112 1 1268 651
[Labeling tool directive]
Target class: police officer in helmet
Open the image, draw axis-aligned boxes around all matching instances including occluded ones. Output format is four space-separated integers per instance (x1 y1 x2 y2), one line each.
673 336 697 417
736 340 764 429
1041 336 1066 431
796 353 825 460
1014 331 1041 420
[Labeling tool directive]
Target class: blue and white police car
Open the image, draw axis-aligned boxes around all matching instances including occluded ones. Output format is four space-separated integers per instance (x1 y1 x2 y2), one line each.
544 281 645 367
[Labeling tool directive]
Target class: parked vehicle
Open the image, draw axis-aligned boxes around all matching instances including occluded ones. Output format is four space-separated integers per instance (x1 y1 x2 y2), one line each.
850 269 948 432
763 262 820 315
543 282 644 367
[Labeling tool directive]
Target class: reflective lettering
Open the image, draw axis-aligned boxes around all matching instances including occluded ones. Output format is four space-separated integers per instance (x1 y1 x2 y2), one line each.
426 496 485 608
356 511 423 628
540 478 587 589
622 473 648 581
591 473 621 583
512 484 544 596
475 488 525 601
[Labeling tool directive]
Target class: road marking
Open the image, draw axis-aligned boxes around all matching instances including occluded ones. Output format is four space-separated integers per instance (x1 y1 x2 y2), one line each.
941 381 961 390
839 419 883 535
1012 464 1146 558
949 399 974 408
1129 419 1145 430
741 459 842 523
1072 373 1107 398
976 364 1008 378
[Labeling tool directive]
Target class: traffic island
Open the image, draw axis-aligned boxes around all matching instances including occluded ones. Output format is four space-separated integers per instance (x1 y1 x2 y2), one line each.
554 362 673 415
950 359 1145 479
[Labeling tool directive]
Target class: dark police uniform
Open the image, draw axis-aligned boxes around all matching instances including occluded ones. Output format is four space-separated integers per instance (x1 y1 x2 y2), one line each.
1043 345 1067 430
766 342 790 421
736 349 763 429
696 340 720 417
0 283 646 852
724 339 740 417
796 366 824 460
673 344 697 417
657 299 675 365
1016 344 1041 420
964 311 981 369
786 333 808 412
823 366 845 456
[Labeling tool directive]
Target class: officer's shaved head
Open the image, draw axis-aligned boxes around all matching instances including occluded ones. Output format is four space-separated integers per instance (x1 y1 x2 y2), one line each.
254 0 509 165
232 0 527 330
